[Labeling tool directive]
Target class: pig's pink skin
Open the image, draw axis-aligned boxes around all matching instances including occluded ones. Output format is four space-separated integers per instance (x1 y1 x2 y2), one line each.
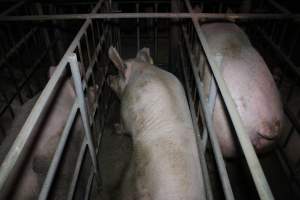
112 59 205 200
202 23 284 158
0 78 96 199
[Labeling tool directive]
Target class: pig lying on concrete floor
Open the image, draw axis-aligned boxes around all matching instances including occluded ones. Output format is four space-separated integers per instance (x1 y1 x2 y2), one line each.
200 22 284 158
108 47 206 200
0 66 97 200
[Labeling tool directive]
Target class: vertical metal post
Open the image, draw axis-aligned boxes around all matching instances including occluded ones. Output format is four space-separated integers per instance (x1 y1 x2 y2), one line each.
170 0 179 73
154 3 158 61
180 48 213 200
35 3 56 65
68 53 102 187
50 4 65 57
136 3 140 51
181 29 235 200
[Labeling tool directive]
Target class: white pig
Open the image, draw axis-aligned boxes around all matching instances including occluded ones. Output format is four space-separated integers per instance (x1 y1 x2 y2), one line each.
108 47 206 200
200 23 284 157
0 66 97 200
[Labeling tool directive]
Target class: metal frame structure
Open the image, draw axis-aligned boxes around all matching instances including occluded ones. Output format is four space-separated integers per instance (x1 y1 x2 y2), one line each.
0 0 299 199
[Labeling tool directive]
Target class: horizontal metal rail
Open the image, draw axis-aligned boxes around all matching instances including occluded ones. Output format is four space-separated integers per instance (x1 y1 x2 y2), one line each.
0 0 105 194
0 12 299 21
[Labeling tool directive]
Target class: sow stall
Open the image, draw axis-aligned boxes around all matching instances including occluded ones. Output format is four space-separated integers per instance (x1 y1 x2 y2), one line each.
0 0 299 199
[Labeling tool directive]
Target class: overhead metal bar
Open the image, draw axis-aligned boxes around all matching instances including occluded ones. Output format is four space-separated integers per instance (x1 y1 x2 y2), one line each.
0 12 299 21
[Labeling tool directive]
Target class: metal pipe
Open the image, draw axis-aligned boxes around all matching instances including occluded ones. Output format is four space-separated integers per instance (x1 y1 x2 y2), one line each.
0 28 38 68
35 3 56 65
267 0 290 14
0 0 105 193
136 3 140 51
0 1 25 16
181 29 235 200
38 101 79 200
184 0 275 197
68 53 102 187
0 13 299 21
67 141 87 200
180 47 213 200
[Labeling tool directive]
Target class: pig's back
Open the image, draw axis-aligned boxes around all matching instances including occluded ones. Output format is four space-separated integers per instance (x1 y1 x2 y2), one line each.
124 65 205 199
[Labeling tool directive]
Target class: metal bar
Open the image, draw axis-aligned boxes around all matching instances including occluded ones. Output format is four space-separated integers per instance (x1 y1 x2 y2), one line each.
181 28 235 200
67 141 87 200
0 48 67 193
84 171 94 200
184 0 274 197
0 28 38 68
136 3 140 51
35 3 56 65
180 47 214 200
0 37 58 117
38 101 79 200
256 27 300 77
0 13 299 21
0 1 25 16
68 53 101 186
0 0 105 193
267 0 290 14
154 3 158 61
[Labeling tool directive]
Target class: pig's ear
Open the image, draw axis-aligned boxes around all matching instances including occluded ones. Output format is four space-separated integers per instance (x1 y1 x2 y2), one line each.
108 46 127 76
48 66 56 78
136 47 153 64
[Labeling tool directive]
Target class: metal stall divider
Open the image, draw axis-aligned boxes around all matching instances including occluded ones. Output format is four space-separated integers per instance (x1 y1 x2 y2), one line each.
0 0 107 199
180 26 234 200
183 0 274 199
0 0 300 199
253 0 300 196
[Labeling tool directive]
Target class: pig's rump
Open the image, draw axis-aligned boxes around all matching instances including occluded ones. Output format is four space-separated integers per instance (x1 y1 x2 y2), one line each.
201 23 283 157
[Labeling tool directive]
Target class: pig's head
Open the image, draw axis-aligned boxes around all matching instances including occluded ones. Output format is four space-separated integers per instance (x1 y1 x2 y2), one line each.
108 46 153 97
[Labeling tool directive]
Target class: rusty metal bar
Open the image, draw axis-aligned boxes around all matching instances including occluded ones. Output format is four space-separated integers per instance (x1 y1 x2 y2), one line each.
0 12 299 21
